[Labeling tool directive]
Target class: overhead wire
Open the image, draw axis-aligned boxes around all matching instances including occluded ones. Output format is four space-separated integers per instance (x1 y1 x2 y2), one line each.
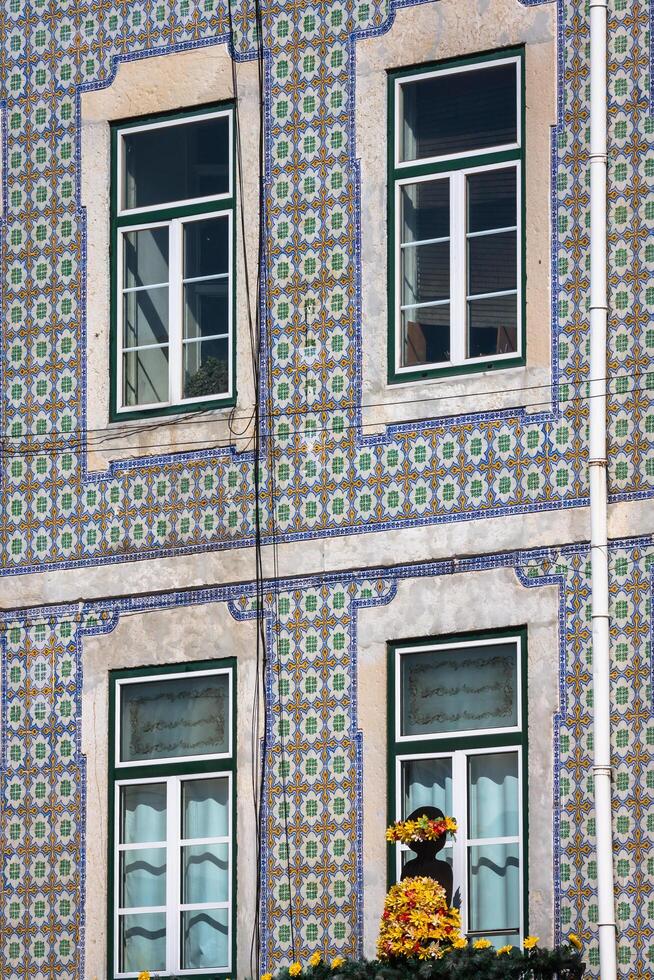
2 369 651 446
2 379 654 459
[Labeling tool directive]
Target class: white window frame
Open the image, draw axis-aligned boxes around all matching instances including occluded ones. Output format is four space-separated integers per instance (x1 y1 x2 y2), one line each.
394 634 522 743
391 55 523 376
114 108 234 414
115 666 234 769
116 108 234 218
113 770 233 979
393 56 522 171
394 746 524 945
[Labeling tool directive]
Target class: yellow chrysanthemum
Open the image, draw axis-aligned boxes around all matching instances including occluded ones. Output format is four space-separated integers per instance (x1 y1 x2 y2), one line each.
451 936 467 949
137 973 150 980
568 933 583 951
289 964 302 977
308 952 321 968
261 974 273 980
496 944 513 955
523 935 540 950
331 956 345 969
385 815 458 844
473 938 492 950
377 876 464 960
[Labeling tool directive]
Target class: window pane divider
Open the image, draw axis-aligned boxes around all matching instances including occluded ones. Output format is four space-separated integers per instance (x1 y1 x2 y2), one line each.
118 840 167 851
117 905 167 915
180 901 230 911
122 281 169 294
169 219 183 405
450 171 466 365
167 775 181 974
466 288 518 302
400 298 449 312
467 225 517 239
122 342 170 354
181 835 230 846
182 333 230 344
400 235 450 249
466 835 520 847
182 272 229 284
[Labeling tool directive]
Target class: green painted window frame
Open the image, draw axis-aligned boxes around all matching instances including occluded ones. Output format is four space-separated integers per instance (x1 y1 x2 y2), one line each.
386 627 529 943
107 658 237 980
110 102 237 421
387 48 526 385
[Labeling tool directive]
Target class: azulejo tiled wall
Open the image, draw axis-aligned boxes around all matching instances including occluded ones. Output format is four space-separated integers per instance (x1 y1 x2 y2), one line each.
2 542 652 978
1 0 652 574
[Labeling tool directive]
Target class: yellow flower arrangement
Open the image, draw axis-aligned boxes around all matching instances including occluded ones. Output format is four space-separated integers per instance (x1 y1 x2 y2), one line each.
472 938 492 950
137 973 150 980
308 952 321 967
568 933 583 951
523 935 540 950
289 964 302 977
377 875 463 960
331 956 346 969
496 944 513 955
385 815 457 845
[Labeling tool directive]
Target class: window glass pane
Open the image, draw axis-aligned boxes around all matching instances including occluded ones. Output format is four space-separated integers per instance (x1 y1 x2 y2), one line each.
401 179 449 243
184 217 229 279
183 337 229 399
120 847 166 908
123 227 169 289
468 753 519 839
468 842 520 937
123 285 169 349
120 912 166 973
182 777 229 840
402 242 449 307
400 62 517 162
468 231 517 296
122 346 169 407
400 641 518 737
183 280 229 341
468 294 517 359
119 672 230 763
121 784 167 844
182 908 229 970
182 842 229 904
468 168 516 233
402 758 453 817
123 115 230 209
400 304 450 368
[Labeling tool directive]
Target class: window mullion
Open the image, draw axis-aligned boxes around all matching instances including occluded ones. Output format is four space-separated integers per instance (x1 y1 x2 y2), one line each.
167 775 180 974
169 218 183 405
452 751 468 935
450 172 466 365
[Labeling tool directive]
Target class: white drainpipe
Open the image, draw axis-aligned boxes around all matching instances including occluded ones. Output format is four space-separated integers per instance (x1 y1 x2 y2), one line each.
588 0 617 976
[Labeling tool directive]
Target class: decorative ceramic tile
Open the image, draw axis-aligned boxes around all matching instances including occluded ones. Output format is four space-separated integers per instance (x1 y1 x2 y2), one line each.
3 541 652 976
0 0 651 574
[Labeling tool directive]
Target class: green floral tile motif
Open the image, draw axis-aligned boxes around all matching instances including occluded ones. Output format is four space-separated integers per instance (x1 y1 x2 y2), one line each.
519 542 654 980
1 615 85 978
3 546 652 977
0 0 652 573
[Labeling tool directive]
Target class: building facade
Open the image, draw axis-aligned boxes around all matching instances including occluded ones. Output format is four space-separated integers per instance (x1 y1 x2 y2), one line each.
0 0 652 978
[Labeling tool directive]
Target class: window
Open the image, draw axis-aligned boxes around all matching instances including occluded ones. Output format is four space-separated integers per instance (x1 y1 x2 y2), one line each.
111 106 235 418
388 632 526 948
389 52 524 382
109 662 235 978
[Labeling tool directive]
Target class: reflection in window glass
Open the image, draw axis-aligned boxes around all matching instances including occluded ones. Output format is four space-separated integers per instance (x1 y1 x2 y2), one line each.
123 115 230 210
400 63 517 163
